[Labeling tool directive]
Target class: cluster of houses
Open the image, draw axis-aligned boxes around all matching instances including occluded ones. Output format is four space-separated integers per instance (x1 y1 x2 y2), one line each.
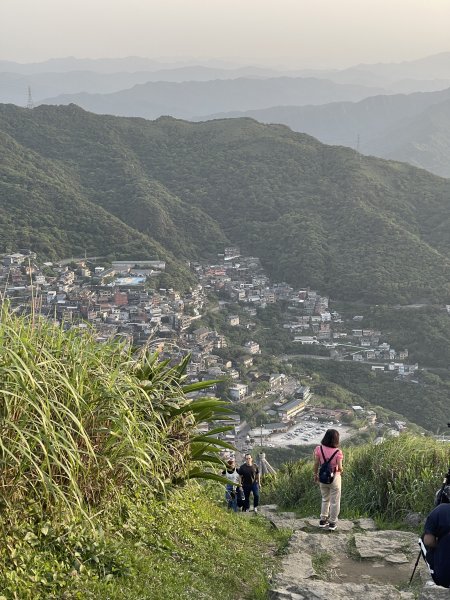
2 248 424 449
1 247 418 410
0 251 204 349
284 294 417 376
192 249 292 308
0 251 278 400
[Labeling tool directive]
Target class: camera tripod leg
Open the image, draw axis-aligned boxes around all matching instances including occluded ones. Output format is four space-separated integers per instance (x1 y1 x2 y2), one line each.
409 549 422 585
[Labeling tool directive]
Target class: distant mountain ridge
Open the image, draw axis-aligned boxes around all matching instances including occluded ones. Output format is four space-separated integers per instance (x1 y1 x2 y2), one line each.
38 77 386 120
5 51 450 91
293 51 450 90
0 57 180 74
1 103 450 303
0 66 292 106
364 96 450 177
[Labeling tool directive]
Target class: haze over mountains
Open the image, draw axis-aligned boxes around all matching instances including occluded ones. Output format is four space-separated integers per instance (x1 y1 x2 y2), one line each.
5 51 450 86
297 51 450 91
0 67 297 106
37 78 387 120
2 103 450 304
4 52 450 108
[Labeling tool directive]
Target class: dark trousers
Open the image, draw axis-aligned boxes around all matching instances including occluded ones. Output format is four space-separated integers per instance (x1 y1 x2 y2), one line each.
242 482 259 511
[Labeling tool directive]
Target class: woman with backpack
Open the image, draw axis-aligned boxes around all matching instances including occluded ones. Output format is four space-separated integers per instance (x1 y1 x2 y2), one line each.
313 428 344 531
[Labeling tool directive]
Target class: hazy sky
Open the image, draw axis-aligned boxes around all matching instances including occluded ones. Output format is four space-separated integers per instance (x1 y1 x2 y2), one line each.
2 0 450 68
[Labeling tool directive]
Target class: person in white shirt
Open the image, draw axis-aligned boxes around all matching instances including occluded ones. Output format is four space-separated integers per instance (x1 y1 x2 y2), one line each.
221 458 243 512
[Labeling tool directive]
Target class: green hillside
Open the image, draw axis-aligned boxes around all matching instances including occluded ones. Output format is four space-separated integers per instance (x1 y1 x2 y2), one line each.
2 103 450 302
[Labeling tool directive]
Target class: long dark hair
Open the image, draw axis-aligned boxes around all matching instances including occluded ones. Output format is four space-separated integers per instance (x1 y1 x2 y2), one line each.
321 429 340 448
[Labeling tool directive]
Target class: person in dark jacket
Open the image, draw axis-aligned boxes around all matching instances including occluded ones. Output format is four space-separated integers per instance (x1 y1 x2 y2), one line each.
423 488 450 588
238 453 260 512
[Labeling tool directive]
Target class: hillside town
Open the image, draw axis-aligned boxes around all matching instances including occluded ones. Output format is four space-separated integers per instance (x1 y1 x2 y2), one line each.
0 247 418 448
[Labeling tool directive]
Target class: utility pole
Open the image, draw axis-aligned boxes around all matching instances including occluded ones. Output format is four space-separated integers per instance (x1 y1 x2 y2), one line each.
26 86 34 110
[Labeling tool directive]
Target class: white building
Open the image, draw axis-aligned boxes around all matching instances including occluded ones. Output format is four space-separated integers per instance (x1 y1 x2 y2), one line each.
244 341 261 354
228 383 248 401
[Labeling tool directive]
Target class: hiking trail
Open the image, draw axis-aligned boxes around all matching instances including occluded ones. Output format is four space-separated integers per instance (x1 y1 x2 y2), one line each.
258 505 450 600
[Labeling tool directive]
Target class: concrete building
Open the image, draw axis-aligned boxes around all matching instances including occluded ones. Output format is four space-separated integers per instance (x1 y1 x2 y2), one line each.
228 383 248 401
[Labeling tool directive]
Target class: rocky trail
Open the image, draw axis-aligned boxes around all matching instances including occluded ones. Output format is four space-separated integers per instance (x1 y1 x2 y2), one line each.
257 505 450 600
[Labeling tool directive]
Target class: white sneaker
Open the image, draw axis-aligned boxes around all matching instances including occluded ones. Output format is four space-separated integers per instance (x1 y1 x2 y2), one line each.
254 507 258 513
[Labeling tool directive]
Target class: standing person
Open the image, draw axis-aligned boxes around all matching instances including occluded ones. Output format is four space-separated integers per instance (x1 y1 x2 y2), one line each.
313 429 344 531
221 458 242 512
238 453 260 512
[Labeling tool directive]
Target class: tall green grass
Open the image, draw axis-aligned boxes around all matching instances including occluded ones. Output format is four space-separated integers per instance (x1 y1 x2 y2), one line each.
265 434 450 521
0 483 289 600
0 307 230 519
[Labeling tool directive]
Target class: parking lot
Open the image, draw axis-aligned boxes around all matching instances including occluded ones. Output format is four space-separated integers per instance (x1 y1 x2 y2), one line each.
268 418 353 448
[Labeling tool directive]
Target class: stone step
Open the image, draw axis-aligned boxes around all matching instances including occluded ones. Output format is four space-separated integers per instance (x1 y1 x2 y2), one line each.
270 581 415 600
259 505 444 600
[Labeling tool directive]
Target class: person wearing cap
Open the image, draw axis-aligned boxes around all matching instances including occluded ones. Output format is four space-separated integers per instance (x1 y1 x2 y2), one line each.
238 453 260 512
221 458 243 512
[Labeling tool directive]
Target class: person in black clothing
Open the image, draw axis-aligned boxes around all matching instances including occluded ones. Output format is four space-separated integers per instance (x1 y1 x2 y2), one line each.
238 453 260 512
423 488 450 588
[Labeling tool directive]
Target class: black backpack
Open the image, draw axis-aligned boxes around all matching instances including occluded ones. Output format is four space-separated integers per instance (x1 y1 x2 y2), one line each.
319 446 339 484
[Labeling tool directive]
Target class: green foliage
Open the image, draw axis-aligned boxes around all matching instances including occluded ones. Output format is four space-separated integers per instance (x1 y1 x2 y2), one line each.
260 444 314 469
0 486 288 599
2 104 450 302
357 304 450 368
0 515 130 598
0 306 250 600
0 308 230 516
264 434 450 522
83 486 289 600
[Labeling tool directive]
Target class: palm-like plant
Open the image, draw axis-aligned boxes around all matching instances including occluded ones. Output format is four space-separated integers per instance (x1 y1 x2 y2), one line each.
0 308 233 519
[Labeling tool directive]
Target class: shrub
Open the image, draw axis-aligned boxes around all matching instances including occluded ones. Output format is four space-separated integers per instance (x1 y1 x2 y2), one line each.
0 308 231 516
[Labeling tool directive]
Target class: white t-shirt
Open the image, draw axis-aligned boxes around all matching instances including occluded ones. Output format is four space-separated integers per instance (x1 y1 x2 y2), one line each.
222 468 240 485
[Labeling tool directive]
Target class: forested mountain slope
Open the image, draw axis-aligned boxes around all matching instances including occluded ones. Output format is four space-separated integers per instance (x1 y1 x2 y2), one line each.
1 103 450 302
202 87 450 177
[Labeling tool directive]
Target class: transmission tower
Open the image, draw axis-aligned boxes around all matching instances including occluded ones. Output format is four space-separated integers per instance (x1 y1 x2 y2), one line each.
26 86 34 110
356 133 362 162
